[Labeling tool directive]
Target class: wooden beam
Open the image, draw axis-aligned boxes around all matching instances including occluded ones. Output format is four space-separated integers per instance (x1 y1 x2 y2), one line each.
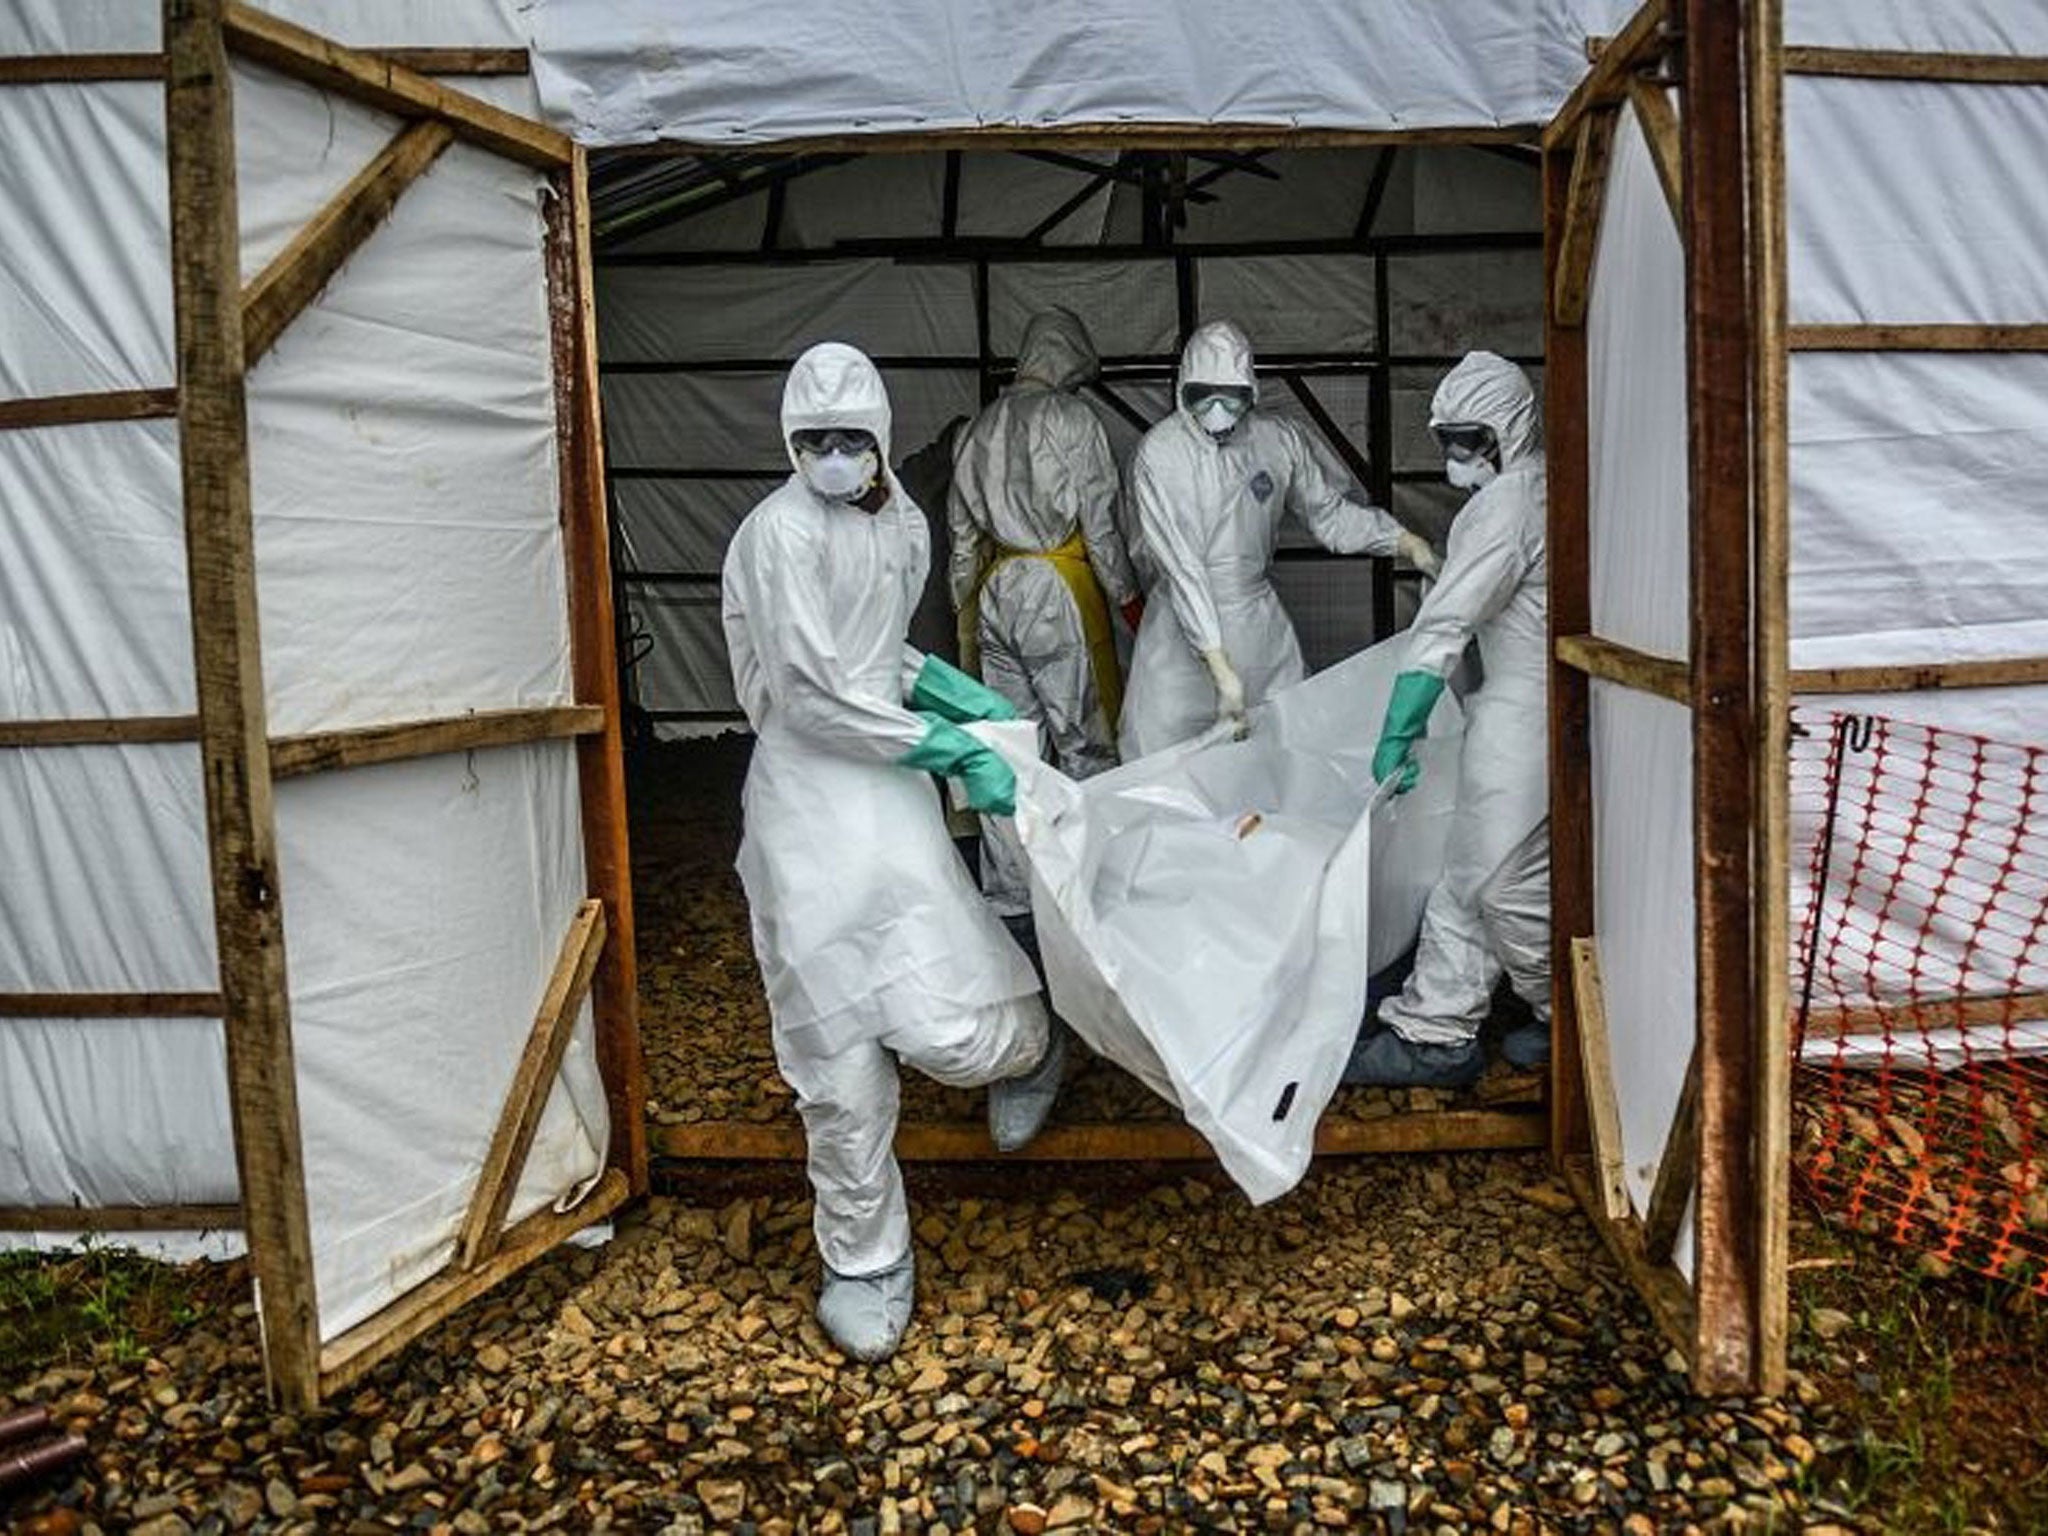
1682 0 1764 1398
1544 0 1670 150
1784 47 2048 86
455 902 607 1270
0 992 223 1018
1791 656 2048 693
0 716 199 747
1563 1157 1696 1363
1628 77 1684 226
0 48 531 86
220 4 570 170
370 48 530 78
0 54 165 84
319 1168 628 1393
268 705 603 780
1555 633 1691 705
1643 1047 1701 1266
612 125 1542 159
652 1110 1549 1164
549 148 650 1195
0 1204 240 1233
1803 990 2048 1042
241 120 454 367
0 389 179 431
1789 323 2048 352
1748 0 1792 1400
1551 109 1618 328
166 0 321 1414
1544 140 1596 1169
1570 939 1632 1223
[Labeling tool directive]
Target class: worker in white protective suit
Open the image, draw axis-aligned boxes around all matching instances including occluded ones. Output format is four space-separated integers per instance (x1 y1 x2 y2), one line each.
1345 351 1551 1090
1118 319 1439 759
722 343 1059 1362
949 307 1142 922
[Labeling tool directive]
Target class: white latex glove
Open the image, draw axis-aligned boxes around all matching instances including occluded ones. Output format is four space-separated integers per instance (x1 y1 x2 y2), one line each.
1201 646 1248 739
1398 529 1442 580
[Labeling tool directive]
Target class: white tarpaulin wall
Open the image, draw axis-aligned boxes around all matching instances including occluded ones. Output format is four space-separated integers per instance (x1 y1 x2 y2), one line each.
531 0 1620 148
988 637 1461 1200
595 147 1544 732
1584 102 1699 1274
2 11 607 1343
1581 3 2048 1282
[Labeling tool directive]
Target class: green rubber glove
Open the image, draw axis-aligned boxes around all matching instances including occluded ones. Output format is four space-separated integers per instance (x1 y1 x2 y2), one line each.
899 715 1018 816
1372 670 1446 795
908 654 1018 724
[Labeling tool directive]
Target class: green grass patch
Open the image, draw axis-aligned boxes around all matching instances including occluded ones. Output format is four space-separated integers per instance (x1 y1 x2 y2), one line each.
0 1241 213 1380
1792 1207 2048 1534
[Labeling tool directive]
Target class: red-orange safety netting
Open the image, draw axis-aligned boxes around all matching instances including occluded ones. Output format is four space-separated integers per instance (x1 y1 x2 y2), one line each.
1791 707 2048 1289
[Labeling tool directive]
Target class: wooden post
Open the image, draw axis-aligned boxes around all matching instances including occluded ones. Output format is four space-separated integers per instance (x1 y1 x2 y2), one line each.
1543 140 1596 1169
1682 0 1764 1395
1746 0 1792 1398
548 149 649 1195
164 0 321 1411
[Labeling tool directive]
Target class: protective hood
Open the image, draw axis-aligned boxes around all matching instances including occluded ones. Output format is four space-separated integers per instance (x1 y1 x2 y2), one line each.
1015 307 1098 391
1428 350 1540 468
783 341 893 471
1176 319 1259 426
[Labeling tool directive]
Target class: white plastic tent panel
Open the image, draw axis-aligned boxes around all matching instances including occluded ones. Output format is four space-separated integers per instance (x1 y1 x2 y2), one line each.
1583 100 1699 1273
1 35 608 1342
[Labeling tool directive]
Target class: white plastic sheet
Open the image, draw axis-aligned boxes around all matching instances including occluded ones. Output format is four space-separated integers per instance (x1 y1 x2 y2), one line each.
530 0 1556 148
986 637 1460 1202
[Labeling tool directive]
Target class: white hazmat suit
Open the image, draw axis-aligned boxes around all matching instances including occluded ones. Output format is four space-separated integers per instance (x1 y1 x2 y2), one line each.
1378 351 1551 1046
722 344 1049 1340
949 308 1139 915
1119 320 1421 760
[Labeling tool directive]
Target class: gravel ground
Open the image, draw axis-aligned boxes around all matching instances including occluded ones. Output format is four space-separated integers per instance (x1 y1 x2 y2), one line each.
632 738 1542 1133
15 738 2036 1533
4 1153 1858 1535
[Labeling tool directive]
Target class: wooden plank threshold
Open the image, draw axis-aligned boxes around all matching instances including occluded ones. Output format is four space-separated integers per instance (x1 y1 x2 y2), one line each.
653 1109 1548 1164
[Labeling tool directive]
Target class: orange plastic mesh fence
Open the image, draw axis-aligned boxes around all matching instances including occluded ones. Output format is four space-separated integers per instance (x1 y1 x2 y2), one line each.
1791 708 2048 1288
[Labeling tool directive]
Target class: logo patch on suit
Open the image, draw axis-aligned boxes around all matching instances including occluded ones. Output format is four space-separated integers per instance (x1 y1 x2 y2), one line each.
1249 470 1275 502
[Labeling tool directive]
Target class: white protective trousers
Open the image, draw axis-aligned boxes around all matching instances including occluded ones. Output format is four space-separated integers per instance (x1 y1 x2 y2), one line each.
1380 352 1552 1046
950 310 1138 914
724 343 1047 1276
1120 321 1407 760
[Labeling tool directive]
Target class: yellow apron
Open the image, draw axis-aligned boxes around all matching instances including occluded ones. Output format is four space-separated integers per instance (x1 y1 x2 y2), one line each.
958 529 1125 729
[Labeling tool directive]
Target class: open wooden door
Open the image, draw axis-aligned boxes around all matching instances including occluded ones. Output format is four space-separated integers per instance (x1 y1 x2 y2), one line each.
1540 0 1791 1395
162 0 645 1408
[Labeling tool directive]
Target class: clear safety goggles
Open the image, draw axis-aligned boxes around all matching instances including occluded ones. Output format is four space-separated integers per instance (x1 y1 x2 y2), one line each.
1181 383 1254 418
790 427 877 456
1430 422 1497 463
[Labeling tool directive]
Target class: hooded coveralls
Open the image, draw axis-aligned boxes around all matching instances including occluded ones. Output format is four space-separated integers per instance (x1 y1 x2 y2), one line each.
949 308 1139 914
1119 320 1409 760
722 343 1048 1278
1379 352 1552 1044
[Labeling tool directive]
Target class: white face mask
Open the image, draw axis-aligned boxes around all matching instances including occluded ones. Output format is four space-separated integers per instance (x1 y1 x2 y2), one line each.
798 447 879 502
1447 455 1497 492
1196 397 1246 439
